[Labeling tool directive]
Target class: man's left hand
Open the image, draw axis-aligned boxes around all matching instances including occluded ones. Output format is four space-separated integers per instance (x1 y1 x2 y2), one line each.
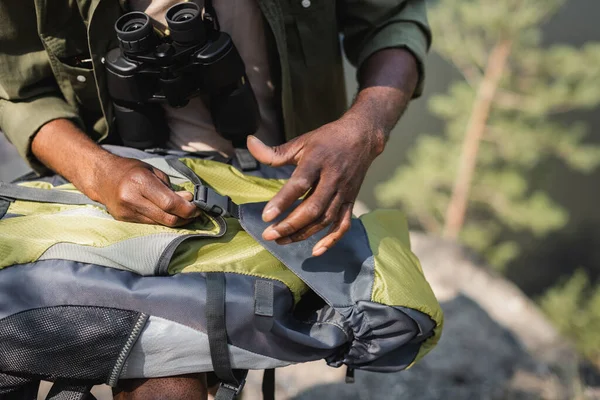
247 112 384 257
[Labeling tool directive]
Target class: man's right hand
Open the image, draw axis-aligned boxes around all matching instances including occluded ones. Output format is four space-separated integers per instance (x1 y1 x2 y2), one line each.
91 156 201 227
32 119 200 227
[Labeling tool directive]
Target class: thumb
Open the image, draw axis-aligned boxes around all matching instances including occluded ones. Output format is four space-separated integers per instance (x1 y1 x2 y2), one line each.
247 135 298 167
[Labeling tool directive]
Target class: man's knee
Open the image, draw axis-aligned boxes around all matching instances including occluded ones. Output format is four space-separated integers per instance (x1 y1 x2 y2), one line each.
113 374 208 400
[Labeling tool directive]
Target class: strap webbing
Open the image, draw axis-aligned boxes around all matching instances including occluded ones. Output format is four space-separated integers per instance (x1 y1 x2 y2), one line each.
214 384 238 400
46 383 95 400
0 182 104 209
262 369 275 400
206 273 238 384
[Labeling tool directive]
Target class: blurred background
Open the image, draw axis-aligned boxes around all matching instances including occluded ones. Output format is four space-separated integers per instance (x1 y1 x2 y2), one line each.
2 0 600 398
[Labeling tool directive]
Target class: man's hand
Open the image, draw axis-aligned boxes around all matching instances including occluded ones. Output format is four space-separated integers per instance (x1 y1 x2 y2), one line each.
32 119 199 227
89 156 201 227
249 48 420 255
247 112 384 257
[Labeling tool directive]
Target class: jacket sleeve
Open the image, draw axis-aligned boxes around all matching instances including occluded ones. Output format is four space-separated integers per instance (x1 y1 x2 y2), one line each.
338 0 432 97
0 2 83 173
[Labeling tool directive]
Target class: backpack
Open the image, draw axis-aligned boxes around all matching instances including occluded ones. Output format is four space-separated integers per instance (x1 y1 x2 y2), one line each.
0 150 443 400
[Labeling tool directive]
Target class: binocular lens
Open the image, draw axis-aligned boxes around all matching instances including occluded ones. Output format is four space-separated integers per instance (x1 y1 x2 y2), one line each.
166 3 206 45
115 12 156 54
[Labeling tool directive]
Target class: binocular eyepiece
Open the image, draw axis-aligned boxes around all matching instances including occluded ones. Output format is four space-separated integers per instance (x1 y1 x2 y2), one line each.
115 3 205 53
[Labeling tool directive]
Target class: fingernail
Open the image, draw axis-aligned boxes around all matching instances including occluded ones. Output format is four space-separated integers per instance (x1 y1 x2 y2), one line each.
262 205 280 222
263 227 282 241
277 237 293 245
312 247 327 257
248 135 263 146
193 209 203 218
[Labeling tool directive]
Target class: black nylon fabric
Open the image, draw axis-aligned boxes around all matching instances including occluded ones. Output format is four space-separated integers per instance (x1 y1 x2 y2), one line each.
0 306 142 382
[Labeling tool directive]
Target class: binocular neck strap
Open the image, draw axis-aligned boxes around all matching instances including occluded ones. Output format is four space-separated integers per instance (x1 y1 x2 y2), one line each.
201 0 220 31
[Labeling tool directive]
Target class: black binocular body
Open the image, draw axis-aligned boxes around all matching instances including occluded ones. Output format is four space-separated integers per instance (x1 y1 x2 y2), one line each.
105 2 260 149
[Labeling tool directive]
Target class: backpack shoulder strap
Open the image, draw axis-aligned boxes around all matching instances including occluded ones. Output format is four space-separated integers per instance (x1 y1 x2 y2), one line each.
0 182 105 209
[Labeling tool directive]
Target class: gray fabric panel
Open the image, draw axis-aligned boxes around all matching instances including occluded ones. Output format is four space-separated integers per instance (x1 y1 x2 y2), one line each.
222 271 347 360
141 158 191 186
120 316 293 378
239 201 375 307
0 261 341 363
39 233 182 275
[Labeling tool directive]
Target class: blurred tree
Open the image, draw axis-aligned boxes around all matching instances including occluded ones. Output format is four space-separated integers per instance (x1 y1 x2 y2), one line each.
377 0 600 268
539 270 600 368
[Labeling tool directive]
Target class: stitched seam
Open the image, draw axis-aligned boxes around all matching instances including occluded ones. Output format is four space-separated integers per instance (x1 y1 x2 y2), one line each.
108 313 148 386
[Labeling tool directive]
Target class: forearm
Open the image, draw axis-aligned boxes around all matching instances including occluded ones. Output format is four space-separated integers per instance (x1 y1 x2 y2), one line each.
31 119 115 200
344 48 419 154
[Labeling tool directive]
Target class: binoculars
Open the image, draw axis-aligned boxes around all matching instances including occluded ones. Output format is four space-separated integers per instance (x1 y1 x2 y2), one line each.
104 2 260 149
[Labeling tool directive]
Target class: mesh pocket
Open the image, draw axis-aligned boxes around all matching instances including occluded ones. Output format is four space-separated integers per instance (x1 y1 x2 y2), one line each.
0 306 144 383
0 372 37 395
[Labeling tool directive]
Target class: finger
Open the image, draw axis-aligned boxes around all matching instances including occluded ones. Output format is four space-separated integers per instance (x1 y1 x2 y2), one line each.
140 175 202 220
264 178 338 241
247 135 301 167
111 208 157 225
312 203 353 256
152 167 172 187
110 194 189 227
262 162 320 226
176 191 194 202
277 193 344 244
131 196 194 227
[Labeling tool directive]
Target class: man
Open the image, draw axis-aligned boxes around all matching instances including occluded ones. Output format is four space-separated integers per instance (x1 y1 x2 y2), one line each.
0 0 430 398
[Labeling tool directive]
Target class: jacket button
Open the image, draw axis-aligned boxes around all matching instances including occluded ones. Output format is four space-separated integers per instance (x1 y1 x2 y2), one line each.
76 75 87 83
301 0 311 8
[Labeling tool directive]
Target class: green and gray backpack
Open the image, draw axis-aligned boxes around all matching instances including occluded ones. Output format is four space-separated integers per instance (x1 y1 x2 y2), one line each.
0 150 443 400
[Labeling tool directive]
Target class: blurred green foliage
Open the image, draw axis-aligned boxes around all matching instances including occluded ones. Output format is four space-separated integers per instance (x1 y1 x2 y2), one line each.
539 270 600 367
377 0 600 269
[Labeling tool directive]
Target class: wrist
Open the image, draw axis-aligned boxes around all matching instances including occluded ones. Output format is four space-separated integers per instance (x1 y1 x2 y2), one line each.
82 151 120 201
342 100 388 157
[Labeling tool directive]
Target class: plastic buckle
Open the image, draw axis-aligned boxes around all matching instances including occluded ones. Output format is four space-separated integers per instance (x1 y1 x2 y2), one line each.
220 378 246 397
193 184 230 217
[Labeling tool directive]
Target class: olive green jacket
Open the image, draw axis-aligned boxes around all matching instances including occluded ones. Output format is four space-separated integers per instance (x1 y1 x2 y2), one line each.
0 0 430 172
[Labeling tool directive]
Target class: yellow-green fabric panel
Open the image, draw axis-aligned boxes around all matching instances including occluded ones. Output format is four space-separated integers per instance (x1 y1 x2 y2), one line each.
181 159 287 204
360 210 444 367
169 218 309 303
7 200 96 217
0 206 221 270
